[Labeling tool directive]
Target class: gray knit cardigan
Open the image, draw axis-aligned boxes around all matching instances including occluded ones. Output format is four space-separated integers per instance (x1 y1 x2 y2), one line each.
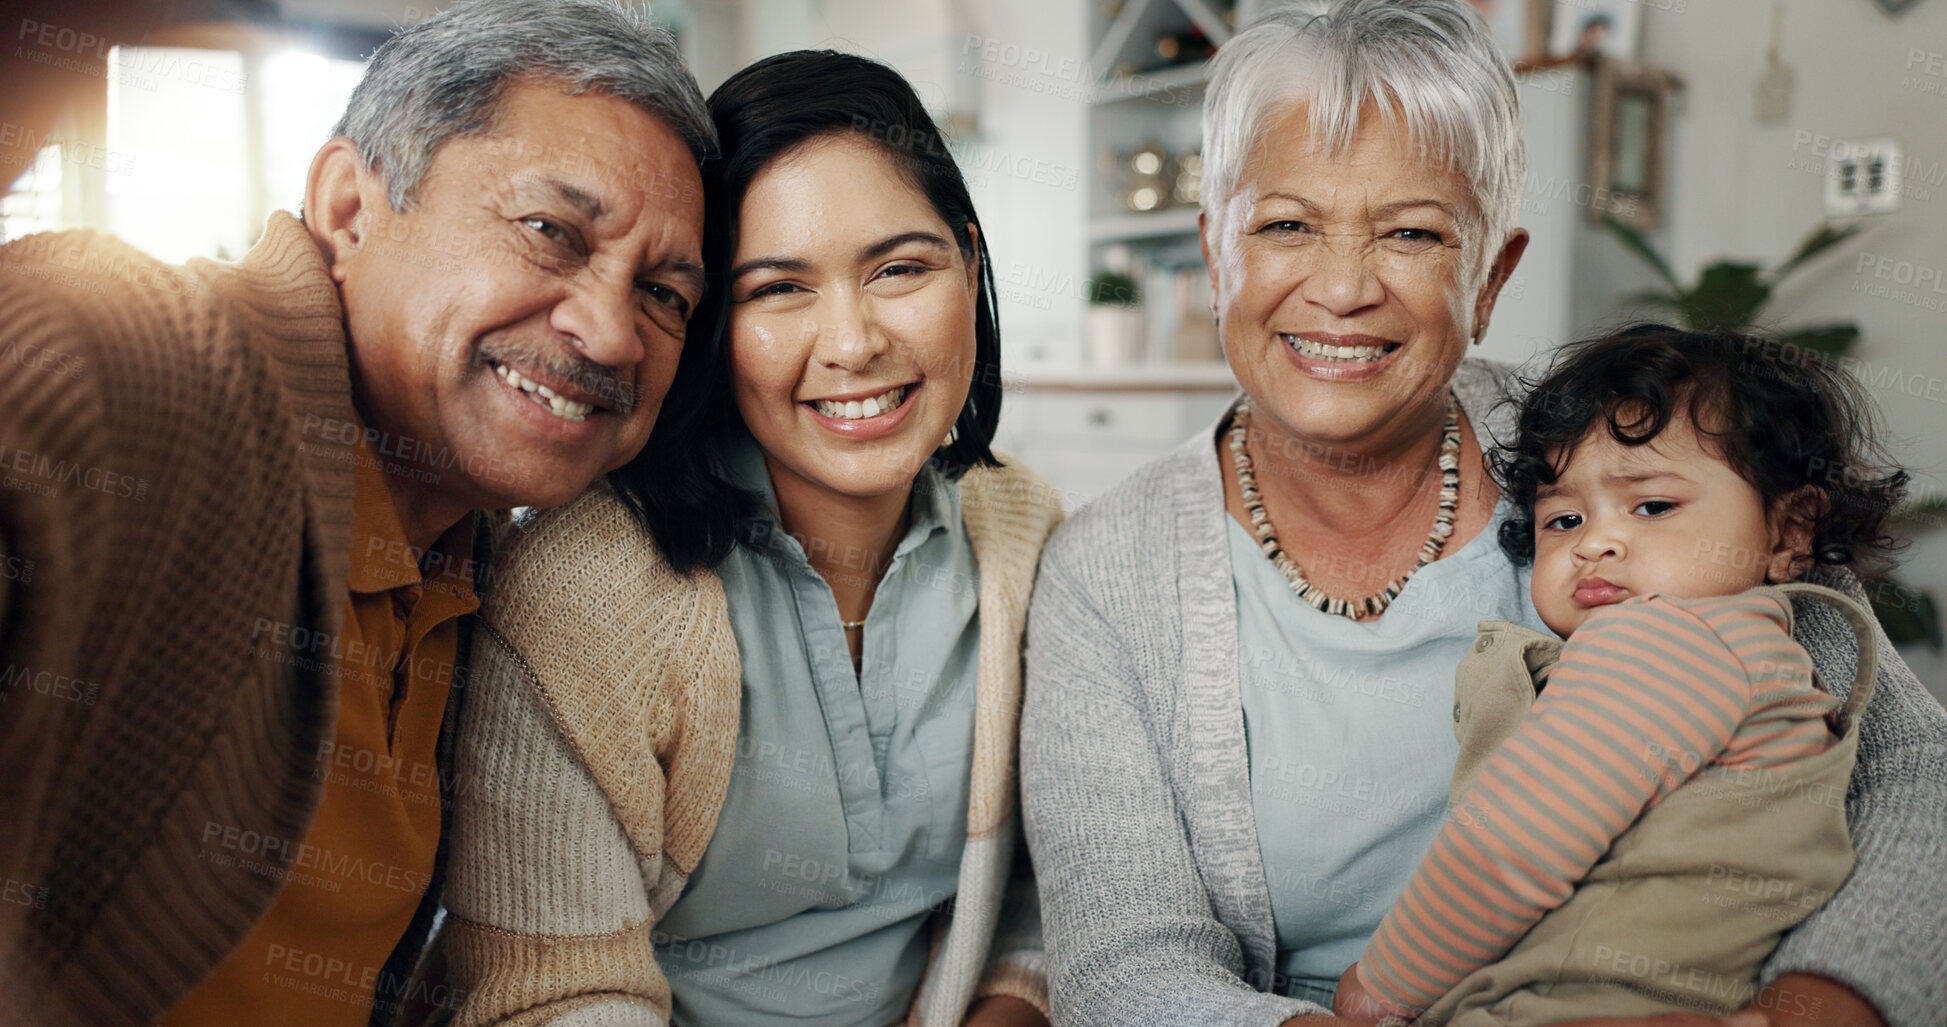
1020 359 1947 1027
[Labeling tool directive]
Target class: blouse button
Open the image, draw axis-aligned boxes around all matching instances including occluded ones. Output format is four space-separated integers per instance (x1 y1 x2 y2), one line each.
1475 635 1494 653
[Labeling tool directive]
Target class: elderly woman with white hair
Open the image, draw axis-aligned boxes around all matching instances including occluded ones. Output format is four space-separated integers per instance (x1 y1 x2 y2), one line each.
1019 2 1947 1025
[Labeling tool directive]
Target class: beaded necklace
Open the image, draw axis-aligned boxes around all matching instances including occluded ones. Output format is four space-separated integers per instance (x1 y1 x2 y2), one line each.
1227 395 1461 619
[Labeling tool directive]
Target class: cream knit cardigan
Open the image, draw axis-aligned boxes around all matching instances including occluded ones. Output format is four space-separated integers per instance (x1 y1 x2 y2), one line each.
440 459 1065 1026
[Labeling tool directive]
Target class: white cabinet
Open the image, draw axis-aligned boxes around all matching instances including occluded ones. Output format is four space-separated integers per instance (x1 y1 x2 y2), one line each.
993 366 1238 507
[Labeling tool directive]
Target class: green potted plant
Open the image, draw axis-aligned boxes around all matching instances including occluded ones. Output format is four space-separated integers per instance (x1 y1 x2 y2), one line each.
1604 214 1862 351
1086 269 1144 367
1603 214 1941 649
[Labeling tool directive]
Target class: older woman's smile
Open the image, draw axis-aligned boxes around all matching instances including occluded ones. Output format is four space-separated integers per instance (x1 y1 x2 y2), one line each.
1204 99 1522 448
1279 332 1406 382
1279 333 1401 363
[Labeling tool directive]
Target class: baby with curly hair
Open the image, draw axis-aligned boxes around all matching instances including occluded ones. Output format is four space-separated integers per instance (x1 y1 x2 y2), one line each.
1336 324 1909 1026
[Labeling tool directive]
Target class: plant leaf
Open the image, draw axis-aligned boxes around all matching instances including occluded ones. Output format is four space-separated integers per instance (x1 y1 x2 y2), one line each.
1777 322 1859 359
1684 262 1769 331
1602 213 1682 293
1892 496 1947 535
1773 223 1864 282
1863 573 1943 652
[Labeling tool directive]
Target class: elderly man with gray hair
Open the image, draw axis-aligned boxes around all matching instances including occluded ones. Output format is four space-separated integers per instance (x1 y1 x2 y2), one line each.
0 2 711 1024
1020 1 1947 1026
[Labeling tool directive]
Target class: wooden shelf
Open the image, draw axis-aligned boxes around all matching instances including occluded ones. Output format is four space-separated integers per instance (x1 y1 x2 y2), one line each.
1008 361 1238 392
1088 206 1202 244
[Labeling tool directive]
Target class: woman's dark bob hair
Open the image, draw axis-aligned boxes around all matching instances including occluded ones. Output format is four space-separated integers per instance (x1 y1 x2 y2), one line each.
1494 323 1908 574
608 50 1005 573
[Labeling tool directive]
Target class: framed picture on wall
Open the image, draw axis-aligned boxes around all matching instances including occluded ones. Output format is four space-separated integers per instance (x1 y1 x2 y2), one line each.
1589 61 1678 229
1467 0 1553 62
1547 0 1643 60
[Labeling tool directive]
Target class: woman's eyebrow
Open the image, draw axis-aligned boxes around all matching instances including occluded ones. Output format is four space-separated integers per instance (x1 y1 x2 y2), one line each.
1372 199 1459 219
1258 191 1321 211
729 255 812 280
858 231 953 262
729 232 954 282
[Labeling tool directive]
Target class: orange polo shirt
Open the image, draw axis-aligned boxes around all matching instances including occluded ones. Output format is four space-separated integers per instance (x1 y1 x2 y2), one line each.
165 434 479 1027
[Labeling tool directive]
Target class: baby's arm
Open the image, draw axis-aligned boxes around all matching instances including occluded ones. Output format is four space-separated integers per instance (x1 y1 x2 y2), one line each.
1355 598 1771 1018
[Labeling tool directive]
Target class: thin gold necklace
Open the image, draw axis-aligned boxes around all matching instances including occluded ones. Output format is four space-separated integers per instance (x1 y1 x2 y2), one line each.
1228 396 1461 619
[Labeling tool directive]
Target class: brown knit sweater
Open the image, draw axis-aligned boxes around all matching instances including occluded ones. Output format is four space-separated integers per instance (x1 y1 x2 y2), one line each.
0 214 358 1025
441 463 1066 1026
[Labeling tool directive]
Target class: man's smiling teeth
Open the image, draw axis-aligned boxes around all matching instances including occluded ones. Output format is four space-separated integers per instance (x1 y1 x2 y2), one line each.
1281 334 1397 362
493 362 592 422
813 385 907 420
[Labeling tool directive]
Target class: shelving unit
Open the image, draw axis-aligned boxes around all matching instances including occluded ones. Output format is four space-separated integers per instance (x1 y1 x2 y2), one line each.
986 0 1247 506
1089 62 1212 107
1081 0 1246 369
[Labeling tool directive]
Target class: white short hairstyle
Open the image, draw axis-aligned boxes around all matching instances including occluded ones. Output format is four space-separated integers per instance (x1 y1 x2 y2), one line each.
1201 0 1525 281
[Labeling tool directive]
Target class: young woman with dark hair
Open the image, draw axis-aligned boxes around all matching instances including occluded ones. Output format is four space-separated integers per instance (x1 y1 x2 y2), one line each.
439 51 1060 1027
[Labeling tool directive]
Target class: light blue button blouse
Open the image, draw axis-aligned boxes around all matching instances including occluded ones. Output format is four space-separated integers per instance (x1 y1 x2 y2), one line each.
1228 500 1547 1007
655 431 981 1027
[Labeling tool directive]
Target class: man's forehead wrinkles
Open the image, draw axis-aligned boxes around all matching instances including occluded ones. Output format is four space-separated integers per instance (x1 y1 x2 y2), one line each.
499 169 637 225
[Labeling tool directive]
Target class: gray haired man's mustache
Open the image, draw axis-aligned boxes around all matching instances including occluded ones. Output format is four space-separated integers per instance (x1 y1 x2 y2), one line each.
475 340 639 413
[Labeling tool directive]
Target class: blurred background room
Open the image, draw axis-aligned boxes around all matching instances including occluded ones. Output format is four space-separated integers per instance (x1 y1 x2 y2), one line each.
4 0 1944 694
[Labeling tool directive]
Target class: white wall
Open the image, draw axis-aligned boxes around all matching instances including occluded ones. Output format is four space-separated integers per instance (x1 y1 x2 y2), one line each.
714 0 1090 366
1645 0 1947 700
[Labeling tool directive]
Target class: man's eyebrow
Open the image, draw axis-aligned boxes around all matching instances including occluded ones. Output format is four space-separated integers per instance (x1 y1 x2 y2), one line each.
546 177 604 221
859 231 953 262
660 257 706 295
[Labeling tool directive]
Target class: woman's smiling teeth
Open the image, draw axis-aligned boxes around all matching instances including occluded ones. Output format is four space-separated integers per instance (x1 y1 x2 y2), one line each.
1282 334 1399 363
812 384 908 420
494 362 593 422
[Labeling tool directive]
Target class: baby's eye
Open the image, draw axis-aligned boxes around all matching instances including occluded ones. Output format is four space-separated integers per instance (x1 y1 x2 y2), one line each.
1540 512 1582 531
1633 500 1677 517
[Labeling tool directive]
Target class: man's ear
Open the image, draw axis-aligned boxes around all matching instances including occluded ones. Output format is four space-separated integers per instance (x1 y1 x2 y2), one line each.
305 137 374 284
1765 485 1822 583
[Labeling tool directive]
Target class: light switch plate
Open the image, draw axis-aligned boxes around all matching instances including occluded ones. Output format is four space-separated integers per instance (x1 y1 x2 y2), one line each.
1825 137 1903 216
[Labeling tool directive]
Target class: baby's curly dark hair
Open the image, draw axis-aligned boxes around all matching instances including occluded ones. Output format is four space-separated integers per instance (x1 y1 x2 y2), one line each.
1493 323 1909 575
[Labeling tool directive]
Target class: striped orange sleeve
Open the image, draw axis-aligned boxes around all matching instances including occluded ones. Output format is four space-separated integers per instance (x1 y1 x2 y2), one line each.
1357 598 1763 1017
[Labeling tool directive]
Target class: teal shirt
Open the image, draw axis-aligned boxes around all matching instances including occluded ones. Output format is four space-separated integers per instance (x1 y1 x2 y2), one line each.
656 433 980 1026
1229 502 1546 1007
